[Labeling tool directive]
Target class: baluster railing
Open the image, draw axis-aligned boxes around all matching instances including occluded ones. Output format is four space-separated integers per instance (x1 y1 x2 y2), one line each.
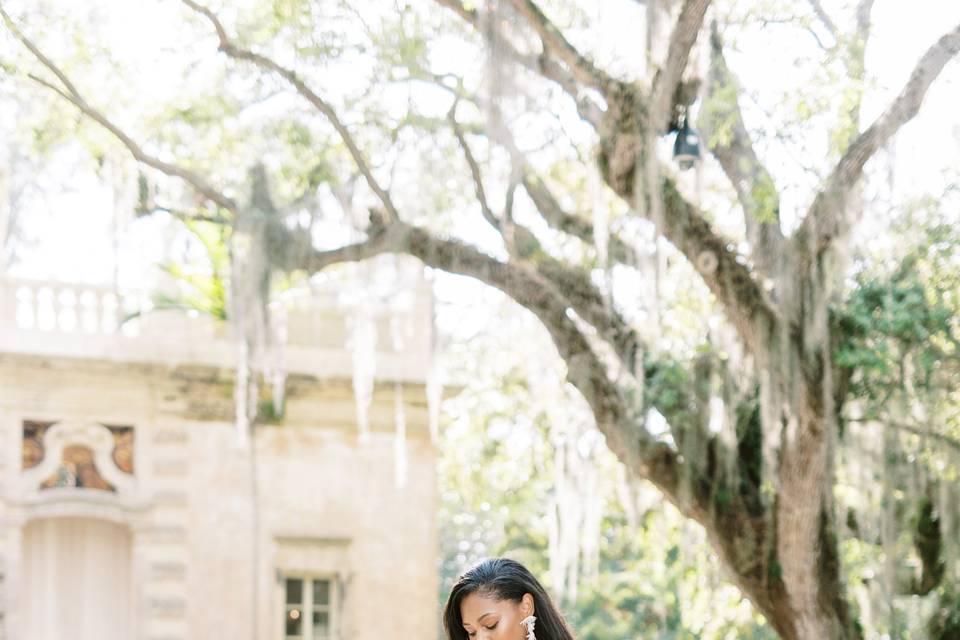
2 278 132 335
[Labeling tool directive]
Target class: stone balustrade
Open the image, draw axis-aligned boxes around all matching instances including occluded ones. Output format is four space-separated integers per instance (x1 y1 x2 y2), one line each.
1 277 135 336
0 269 434 383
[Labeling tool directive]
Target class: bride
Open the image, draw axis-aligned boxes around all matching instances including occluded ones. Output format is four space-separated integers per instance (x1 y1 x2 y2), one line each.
443 557 576 640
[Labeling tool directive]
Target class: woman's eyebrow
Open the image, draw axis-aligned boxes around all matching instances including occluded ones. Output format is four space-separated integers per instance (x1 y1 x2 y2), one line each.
464 611 499 628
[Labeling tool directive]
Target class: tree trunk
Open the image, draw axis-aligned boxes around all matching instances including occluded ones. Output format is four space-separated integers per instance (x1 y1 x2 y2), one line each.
595 74 862 633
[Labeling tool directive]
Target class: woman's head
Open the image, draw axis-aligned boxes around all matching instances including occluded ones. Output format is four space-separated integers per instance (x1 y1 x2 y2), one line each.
443 557 575 640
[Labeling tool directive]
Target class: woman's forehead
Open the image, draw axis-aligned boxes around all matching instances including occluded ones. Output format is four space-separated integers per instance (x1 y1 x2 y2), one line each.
460 591 511 621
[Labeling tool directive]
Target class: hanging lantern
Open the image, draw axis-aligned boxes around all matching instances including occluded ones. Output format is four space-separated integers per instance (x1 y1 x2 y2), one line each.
672 115 701 171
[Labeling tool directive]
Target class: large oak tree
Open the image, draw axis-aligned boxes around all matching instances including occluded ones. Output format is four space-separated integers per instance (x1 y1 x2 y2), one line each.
3 1 960 637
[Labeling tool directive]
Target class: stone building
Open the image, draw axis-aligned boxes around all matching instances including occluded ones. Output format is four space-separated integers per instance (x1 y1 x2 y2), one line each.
0 265 438 640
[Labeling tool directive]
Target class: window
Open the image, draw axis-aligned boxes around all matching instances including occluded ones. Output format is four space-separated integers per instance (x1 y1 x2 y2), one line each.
283 575 337 640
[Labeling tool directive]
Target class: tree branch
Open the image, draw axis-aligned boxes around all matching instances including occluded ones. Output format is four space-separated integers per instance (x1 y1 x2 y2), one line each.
839 0 875 150
181 0 401 223
700 25 783 275
307 219 681 493
439 89 640 269
449 93 643 268
449 104 501 231
445 130 646 373
805 0 838 39
521 172 639 266
796 21 960 258
186 0 644 379
843 416 960 453
504 0 619 94
1 5 237 213
459 128 648 371
660 178 775 349
650 0 712 133
532 252 643 375
446 113 645 373
432 0 476 26
432 0 604 126
855 0 876 38
598 115 778 350
148 205 230 226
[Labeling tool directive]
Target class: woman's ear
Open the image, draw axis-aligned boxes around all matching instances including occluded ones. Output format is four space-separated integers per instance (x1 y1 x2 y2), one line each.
520 593 535 617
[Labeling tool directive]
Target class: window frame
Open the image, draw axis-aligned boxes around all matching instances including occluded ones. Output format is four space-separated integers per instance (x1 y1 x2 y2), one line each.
280 572 339 640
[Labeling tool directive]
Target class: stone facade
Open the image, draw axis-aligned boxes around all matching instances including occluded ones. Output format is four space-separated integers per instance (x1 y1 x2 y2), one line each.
0 268 438 640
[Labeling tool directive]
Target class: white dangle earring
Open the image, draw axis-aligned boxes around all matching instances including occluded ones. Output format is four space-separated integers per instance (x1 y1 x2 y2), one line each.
520 615 537 640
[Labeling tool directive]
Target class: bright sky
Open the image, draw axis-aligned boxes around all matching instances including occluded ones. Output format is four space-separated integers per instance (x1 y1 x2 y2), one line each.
736 0 960 231
2 0 959 288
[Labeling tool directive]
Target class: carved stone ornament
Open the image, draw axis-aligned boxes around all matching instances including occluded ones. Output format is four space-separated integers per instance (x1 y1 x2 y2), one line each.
20 421 137 498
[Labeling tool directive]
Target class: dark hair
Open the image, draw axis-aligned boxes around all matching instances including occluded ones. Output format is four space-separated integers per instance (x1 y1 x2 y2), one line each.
443 557 575 640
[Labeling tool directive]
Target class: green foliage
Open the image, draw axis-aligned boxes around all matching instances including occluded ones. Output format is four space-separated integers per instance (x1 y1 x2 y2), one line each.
566 509 777 640
835 212 959 404
239 0 352 58
750 177 779 224
643 357 693 427
701 75 739 150
927 588 960 640
257 396 285 424
835 270 951 397
833 202 960 636
154 220 230 320
734 393 763 502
